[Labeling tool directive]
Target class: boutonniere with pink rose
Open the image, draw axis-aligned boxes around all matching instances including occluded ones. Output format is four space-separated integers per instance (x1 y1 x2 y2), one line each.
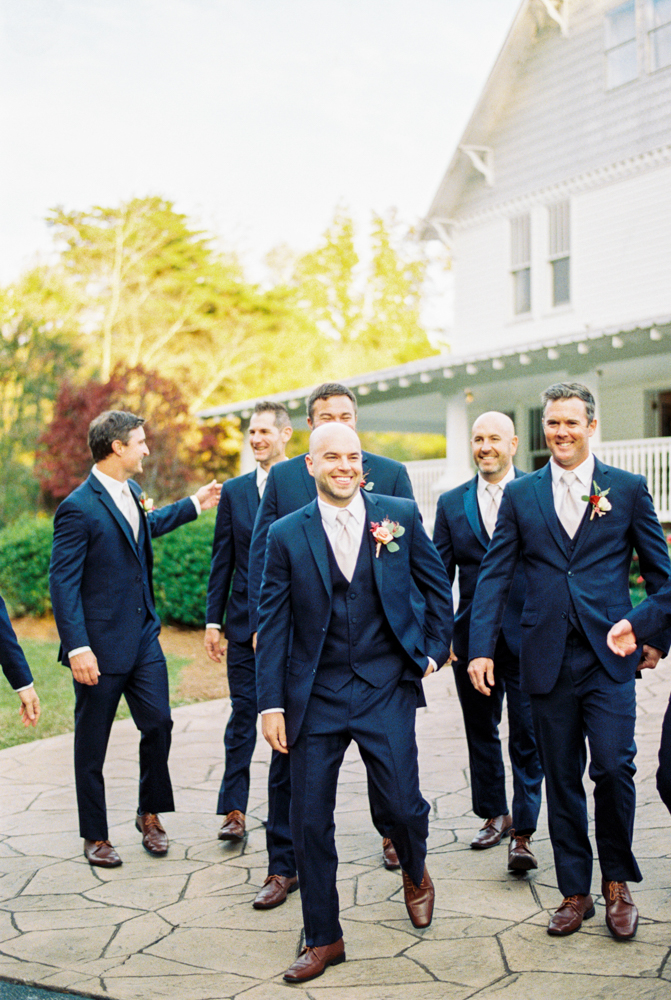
581 481 612 520
139 491 155 514
370 518 405 557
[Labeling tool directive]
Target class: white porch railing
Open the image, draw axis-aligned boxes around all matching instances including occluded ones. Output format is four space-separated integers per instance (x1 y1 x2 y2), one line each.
406 437 671 529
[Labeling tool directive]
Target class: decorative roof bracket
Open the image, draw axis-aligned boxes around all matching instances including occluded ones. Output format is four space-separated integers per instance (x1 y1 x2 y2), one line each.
537 0 568 36
459 146 494 186
431 218 455 249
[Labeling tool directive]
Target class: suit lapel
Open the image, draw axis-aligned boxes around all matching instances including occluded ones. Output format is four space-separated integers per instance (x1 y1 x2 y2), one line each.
463 476 489 549
302 501 332 597
243 470 259 524
569 457 608 561
532 463 569 558
90 474 141 562
364 494 386 597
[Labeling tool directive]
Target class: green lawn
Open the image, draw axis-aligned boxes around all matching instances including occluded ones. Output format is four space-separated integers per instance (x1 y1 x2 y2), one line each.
0 639 189 752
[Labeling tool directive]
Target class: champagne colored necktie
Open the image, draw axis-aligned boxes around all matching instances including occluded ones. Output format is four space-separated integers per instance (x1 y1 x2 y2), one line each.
484 483 502 538
334 509 357 581
558 470 583 539
121 484 140 542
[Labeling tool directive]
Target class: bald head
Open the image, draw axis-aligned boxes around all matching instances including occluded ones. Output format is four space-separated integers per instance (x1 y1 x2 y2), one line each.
470 411 518 482
306 423 363 506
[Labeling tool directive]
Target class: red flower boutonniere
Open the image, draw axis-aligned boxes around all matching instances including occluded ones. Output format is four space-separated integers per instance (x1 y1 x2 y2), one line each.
139 492 155 514
370 518 405 557
581 480 612 520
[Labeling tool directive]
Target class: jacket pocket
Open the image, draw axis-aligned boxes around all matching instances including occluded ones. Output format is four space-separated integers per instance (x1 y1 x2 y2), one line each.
520 609 538 627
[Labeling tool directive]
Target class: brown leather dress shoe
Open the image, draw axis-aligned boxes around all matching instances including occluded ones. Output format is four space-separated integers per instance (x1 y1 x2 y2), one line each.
135 813 169 856
218 810 246 841
547 893 595 935
84 839 122 868
470 813 513 849
283 938 345 983
382 837 400 870
402 865 435 928
602 879 638 940
253 874 299 909
507 831 538 871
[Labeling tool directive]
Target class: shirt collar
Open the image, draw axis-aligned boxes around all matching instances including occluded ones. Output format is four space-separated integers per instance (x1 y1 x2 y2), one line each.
550 452 595 490
477 464 516 496
92 465 128 503
256 456 288 488
317 488 366 529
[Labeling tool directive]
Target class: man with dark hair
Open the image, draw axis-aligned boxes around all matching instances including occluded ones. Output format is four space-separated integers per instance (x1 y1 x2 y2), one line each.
204 401 292 843
469 383 671 940
247 381 415 909
433 412 543 870
0 595 40 728
49 410 221 868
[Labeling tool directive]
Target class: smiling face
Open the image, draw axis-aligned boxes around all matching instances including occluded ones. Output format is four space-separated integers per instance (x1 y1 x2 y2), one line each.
308 395 357 429
306 423 363 507
542 397 597 470
116 426 150 479
248 410 291 470
471 412 518 482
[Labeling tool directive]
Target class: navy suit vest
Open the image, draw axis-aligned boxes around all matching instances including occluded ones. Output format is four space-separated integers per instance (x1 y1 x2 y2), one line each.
315 527 406 693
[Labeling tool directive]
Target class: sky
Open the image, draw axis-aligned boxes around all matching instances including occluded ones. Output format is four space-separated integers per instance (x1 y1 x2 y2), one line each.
0 0 521 286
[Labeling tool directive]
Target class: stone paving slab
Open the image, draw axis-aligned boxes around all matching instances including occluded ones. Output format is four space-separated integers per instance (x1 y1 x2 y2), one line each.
1 665 671 998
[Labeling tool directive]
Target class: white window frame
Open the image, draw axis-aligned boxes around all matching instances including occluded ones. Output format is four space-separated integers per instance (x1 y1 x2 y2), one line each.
647 0 671 71
510 215 531 316
548 201 571 307
605 1 638 88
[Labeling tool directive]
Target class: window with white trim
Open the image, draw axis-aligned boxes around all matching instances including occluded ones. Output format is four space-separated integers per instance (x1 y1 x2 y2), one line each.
548 201 570 306
605 1 638 87
510 215 531 316
648 0 671 70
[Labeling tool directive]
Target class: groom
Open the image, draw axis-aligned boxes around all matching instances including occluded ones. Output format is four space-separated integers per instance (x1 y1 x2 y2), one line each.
256 423 452 983
469 382 671 940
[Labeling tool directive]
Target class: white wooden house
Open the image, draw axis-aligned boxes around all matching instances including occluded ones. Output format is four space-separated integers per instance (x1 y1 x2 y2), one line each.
201 0 671 527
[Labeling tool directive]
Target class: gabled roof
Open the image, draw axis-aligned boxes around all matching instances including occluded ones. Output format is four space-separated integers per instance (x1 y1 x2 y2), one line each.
422 0 560 236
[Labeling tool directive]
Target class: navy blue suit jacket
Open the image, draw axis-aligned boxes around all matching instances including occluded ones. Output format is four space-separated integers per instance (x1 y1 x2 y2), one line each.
469 457 671 694
248 451 415 632
49 473 197 673
0 595 32 689
626 575 671 642
205 470 258 641
433 469 526 661
255 493 453 746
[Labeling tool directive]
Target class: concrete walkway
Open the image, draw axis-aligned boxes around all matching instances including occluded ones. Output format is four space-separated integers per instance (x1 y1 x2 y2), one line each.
1 666 671 1000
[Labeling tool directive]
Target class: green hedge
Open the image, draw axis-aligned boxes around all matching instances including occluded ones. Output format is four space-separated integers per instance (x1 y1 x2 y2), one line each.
0 510 215 627
0 516 53 616
152 509 215 626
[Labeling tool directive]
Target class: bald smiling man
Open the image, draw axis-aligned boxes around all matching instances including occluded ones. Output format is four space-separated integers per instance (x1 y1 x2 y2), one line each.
255 423 453 983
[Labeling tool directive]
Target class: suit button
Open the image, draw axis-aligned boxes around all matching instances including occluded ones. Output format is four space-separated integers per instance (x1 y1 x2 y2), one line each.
568 571 573 577
137 607 143 614
349 592 356 599
561 612 567 619
136 575 141 582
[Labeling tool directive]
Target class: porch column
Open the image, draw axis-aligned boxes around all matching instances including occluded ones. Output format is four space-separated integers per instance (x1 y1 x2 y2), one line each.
439 392 473 491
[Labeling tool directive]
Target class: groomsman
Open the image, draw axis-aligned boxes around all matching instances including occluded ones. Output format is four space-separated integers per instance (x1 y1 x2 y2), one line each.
433 412 542 870
256 422 452 982
49 410 220 867
0 595 40 727
247 382 415 909
469 383 671 939
608 579 671 817
204 401 292 842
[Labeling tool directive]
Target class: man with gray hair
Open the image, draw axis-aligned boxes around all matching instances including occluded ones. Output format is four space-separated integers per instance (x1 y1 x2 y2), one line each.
469 383 671 941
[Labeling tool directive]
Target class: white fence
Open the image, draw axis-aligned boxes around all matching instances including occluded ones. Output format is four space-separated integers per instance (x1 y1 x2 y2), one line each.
406 437 671 528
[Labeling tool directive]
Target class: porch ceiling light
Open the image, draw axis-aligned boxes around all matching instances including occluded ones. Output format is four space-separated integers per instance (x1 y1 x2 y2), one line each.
577 342 589 355
519 354 531 365
420 373 432 384
398 377 411 388
466 363 478 375
288 399 301 409
492 358 505 370
464 390 474 404
611 336 624 348
241 410 251 419
547 348 559 360
650 328 662 341
377 381 389 391
358 385 371 395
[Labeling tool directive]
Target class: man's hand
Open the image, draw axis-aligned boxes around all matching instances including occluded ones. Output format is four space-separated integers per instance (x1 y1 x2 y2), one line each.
262 712 288 753
252 631 257 652
195 480 221 511
607 620 638 657
204 627 227 663
18 687 40 727
70 650 100 685
468 657 495 696
639 644 662 671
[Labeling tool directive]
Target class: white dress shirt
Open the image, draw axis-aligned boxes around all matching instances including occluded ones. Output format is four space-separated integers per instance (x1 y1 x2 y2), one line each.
476 465 515 536
550 453 595 523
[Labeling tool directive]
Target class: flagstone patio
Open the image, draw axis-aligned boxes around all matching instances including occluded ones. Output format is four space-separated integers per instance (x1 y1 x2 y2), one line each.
1 664 670 999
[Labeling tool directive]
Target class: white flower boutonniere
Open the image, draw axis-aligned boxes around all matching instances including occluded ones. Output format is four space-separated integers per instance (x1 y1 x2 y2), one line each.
581 480 612 520
370 518 405 557
139 491 155 514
